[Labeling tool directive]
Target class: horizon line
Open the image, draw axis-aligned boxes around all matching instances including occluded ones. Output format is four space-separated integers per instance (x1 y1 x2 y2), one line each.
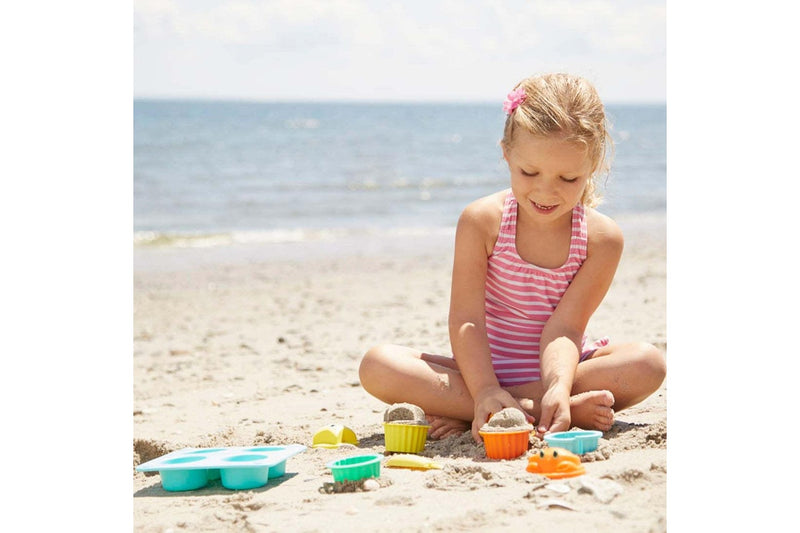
133 95 667 106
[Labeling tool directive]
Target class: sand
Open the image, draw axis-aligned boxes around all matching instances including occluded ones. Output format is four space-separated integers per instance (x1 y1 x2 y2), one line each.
480 407 533 433
133 212 667 532
384 403 427 424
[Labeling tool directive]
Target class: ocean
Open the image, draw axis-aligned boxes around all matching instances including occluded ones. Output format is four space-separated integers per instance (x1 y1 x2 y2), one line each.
134 101 665 250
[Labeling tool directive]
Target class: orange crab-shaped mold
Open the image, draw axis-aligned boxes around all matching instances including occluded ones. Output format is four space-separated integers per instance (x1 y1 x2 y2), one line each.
526 447 586 479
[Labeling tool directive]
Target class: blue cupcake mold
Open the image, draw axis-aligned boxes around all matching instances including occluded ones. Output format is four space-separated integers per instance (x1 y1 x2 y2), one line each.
543 430 603 454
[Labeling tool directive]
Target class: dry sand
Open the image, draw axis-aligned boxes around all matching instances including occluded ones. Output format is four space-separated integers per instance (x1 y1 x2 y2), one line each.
133 212 667 532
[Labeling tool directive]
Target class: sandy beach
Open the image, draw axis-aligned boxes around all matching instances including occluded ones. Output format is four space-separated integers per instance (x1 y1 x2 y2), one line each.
132 211 667 532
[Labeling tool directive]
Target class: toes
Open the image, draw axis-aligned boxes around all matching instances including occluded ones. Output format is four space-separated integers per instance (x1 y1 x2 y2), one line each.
602 390 615 407
427 416 469 440
597 408 614 430
440 427 466 439
431 427 465 440
595 404 614 420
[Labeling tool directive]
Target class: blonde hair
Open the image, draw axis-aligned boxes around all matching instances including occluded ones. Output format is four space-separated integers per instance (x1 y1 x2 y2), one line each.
501 73 613 207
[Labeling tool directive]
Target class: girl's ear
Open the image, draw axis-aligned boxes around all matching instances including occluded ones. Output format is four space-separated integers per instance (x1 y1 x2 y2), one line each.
501 142 509 163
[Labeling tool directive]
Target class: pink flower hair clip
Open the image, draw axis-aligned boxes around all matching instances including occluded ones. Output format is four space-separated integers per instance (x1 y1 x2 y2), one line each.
503 87 527 115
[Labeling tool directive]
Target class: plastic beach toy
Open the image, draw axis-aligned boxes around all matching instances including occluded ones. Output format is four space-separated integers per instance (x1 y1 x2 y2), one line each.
543 430 602 455
326 454 382 482
479 429 531 460
383 422 430 453
384 454 442 470
312 424 359 449
135 445 306 491
526 447 586 479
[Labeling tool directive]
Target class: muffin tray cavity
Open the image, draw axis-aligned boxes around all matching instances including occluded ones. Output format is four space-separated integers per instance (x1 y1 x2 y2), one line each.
136 445 306 491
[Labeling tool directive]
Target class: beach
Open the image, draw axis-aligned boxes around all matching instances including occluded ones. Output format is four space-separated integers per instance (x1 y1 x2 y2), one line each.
133 211 667 532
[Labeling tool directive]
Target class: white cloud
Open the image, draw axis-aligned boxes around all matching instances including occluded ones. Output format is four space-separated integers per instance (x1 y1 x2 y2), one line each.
487 0 665 56
135 0 385 47
134 0 184 36
134 0 665 101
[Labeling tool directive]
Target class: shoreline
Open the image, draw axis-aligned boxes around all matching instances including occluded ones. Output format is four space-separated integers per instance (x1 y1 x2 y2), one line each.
133 209 665 272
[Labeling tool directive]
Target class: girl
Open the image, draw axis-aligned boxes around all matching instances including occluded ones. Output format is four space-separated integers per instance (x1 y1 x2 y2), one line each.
359 73 666 443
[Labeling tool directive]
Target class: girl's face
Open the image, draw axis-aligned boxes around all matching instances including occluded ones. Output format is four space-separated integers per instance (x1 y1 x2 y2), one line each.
503 129 593 225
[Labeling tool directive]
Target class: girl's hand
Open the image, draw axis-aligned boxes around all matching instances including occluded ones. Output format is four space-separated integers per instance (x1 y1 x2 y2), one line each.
471 387 535 443
536 382 571 437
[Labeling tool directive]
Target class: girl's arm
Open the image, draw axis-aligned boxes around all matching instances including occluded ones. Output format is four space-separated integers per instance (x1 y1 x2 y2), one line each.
449 194 532 442
537 210 624 435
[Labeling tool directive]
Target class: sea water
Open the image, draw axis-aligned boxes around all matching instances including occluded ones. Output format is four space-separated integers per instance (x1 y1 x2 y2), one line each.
134 100 665 253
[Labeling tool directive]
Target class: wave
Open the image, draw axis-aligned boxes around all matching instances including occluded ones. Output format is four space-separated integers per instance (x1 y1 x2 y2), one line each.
133 226 456 249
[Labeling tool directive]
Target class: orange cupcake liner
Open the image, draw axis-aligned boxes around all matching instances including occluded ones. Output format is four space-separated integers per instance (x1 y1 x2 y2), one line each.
479 430 531 459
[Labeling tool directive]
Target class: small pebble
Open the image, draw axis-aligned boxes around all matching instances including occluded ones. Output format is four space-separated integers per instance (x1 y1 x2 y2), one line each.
537 498 576 511
546 482 571 495
362 478 380 491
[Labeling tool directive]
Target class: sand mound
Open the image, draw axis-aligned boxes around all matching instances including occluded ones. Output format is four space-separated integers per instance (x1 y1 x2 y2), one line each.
479 407 533 433
383 402 427 425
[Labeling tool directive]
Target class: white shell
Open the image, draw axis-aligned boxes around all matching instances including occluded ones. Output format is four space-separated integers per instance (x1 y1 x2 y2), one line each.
362 478 380 491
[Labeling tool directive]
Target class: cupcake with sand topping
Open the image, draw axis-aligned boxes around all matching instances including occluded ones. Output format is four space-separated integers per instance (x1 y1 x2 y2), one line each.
478 407 533 459
383 402 431 453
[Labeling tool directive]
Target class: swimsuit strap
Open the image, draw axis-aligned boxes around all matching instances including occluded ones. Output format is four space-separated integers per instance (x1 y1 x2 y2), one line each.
493 190 588 269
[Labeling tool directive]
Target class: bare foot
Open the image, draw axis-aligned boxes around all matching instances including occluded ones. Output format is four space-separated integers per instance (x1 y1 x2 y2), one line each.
426 415 470 440
569 390 615 431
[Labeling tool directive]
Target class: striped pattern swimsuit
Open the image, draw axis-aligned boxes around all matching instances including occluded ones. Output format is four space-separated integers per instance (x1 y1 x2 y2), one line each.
485 191 608 387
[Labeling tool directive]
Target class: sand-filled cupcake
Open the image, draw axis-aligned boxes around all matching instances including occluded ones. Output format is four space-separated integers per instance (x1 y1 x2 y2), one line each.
478 407 533 459
383 402 431 453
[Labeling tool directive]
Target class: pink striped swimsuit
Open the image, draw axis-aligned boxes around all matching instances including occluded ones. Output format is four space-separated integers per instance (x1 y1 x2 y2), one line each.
485 191 609 387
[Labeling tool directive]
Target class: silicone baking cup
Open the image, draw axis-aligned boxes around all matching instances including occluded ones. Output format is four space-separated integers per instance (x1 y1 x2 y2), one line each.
383 422 430 453
326 454 382 482
479 430 531 459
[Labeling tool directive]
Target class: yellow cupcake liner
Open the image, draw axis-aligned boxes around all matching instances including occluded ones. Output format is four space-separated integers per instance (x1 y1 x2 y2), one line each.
383 422 430 453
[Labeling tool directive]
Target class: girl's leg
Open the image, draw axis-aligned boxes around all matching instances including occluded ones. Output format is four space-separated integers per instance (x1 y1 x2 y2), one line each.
508 341 666 431
360 341 665 435
573 341 666 410
358 344 475 438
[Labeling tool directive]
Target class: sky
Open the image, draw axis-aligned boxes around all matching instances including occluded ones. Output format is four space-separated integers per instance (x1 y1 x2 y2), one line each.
134 0 665 103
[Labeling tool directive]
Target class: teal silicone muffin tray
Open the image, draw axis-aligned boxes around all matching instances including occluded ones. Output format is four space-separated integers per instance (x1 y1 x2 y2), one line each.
136 445 306 491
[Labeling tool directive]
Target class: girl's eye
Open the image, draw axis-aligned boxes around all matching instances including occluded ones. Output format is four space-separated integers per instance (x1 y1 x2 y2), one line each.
560 176 579 183
521 170 539 177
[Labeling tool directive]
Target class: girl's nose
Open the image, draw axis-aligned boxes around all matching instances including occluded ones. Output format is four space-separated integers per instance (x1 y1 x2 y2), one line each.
532 176 556 196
